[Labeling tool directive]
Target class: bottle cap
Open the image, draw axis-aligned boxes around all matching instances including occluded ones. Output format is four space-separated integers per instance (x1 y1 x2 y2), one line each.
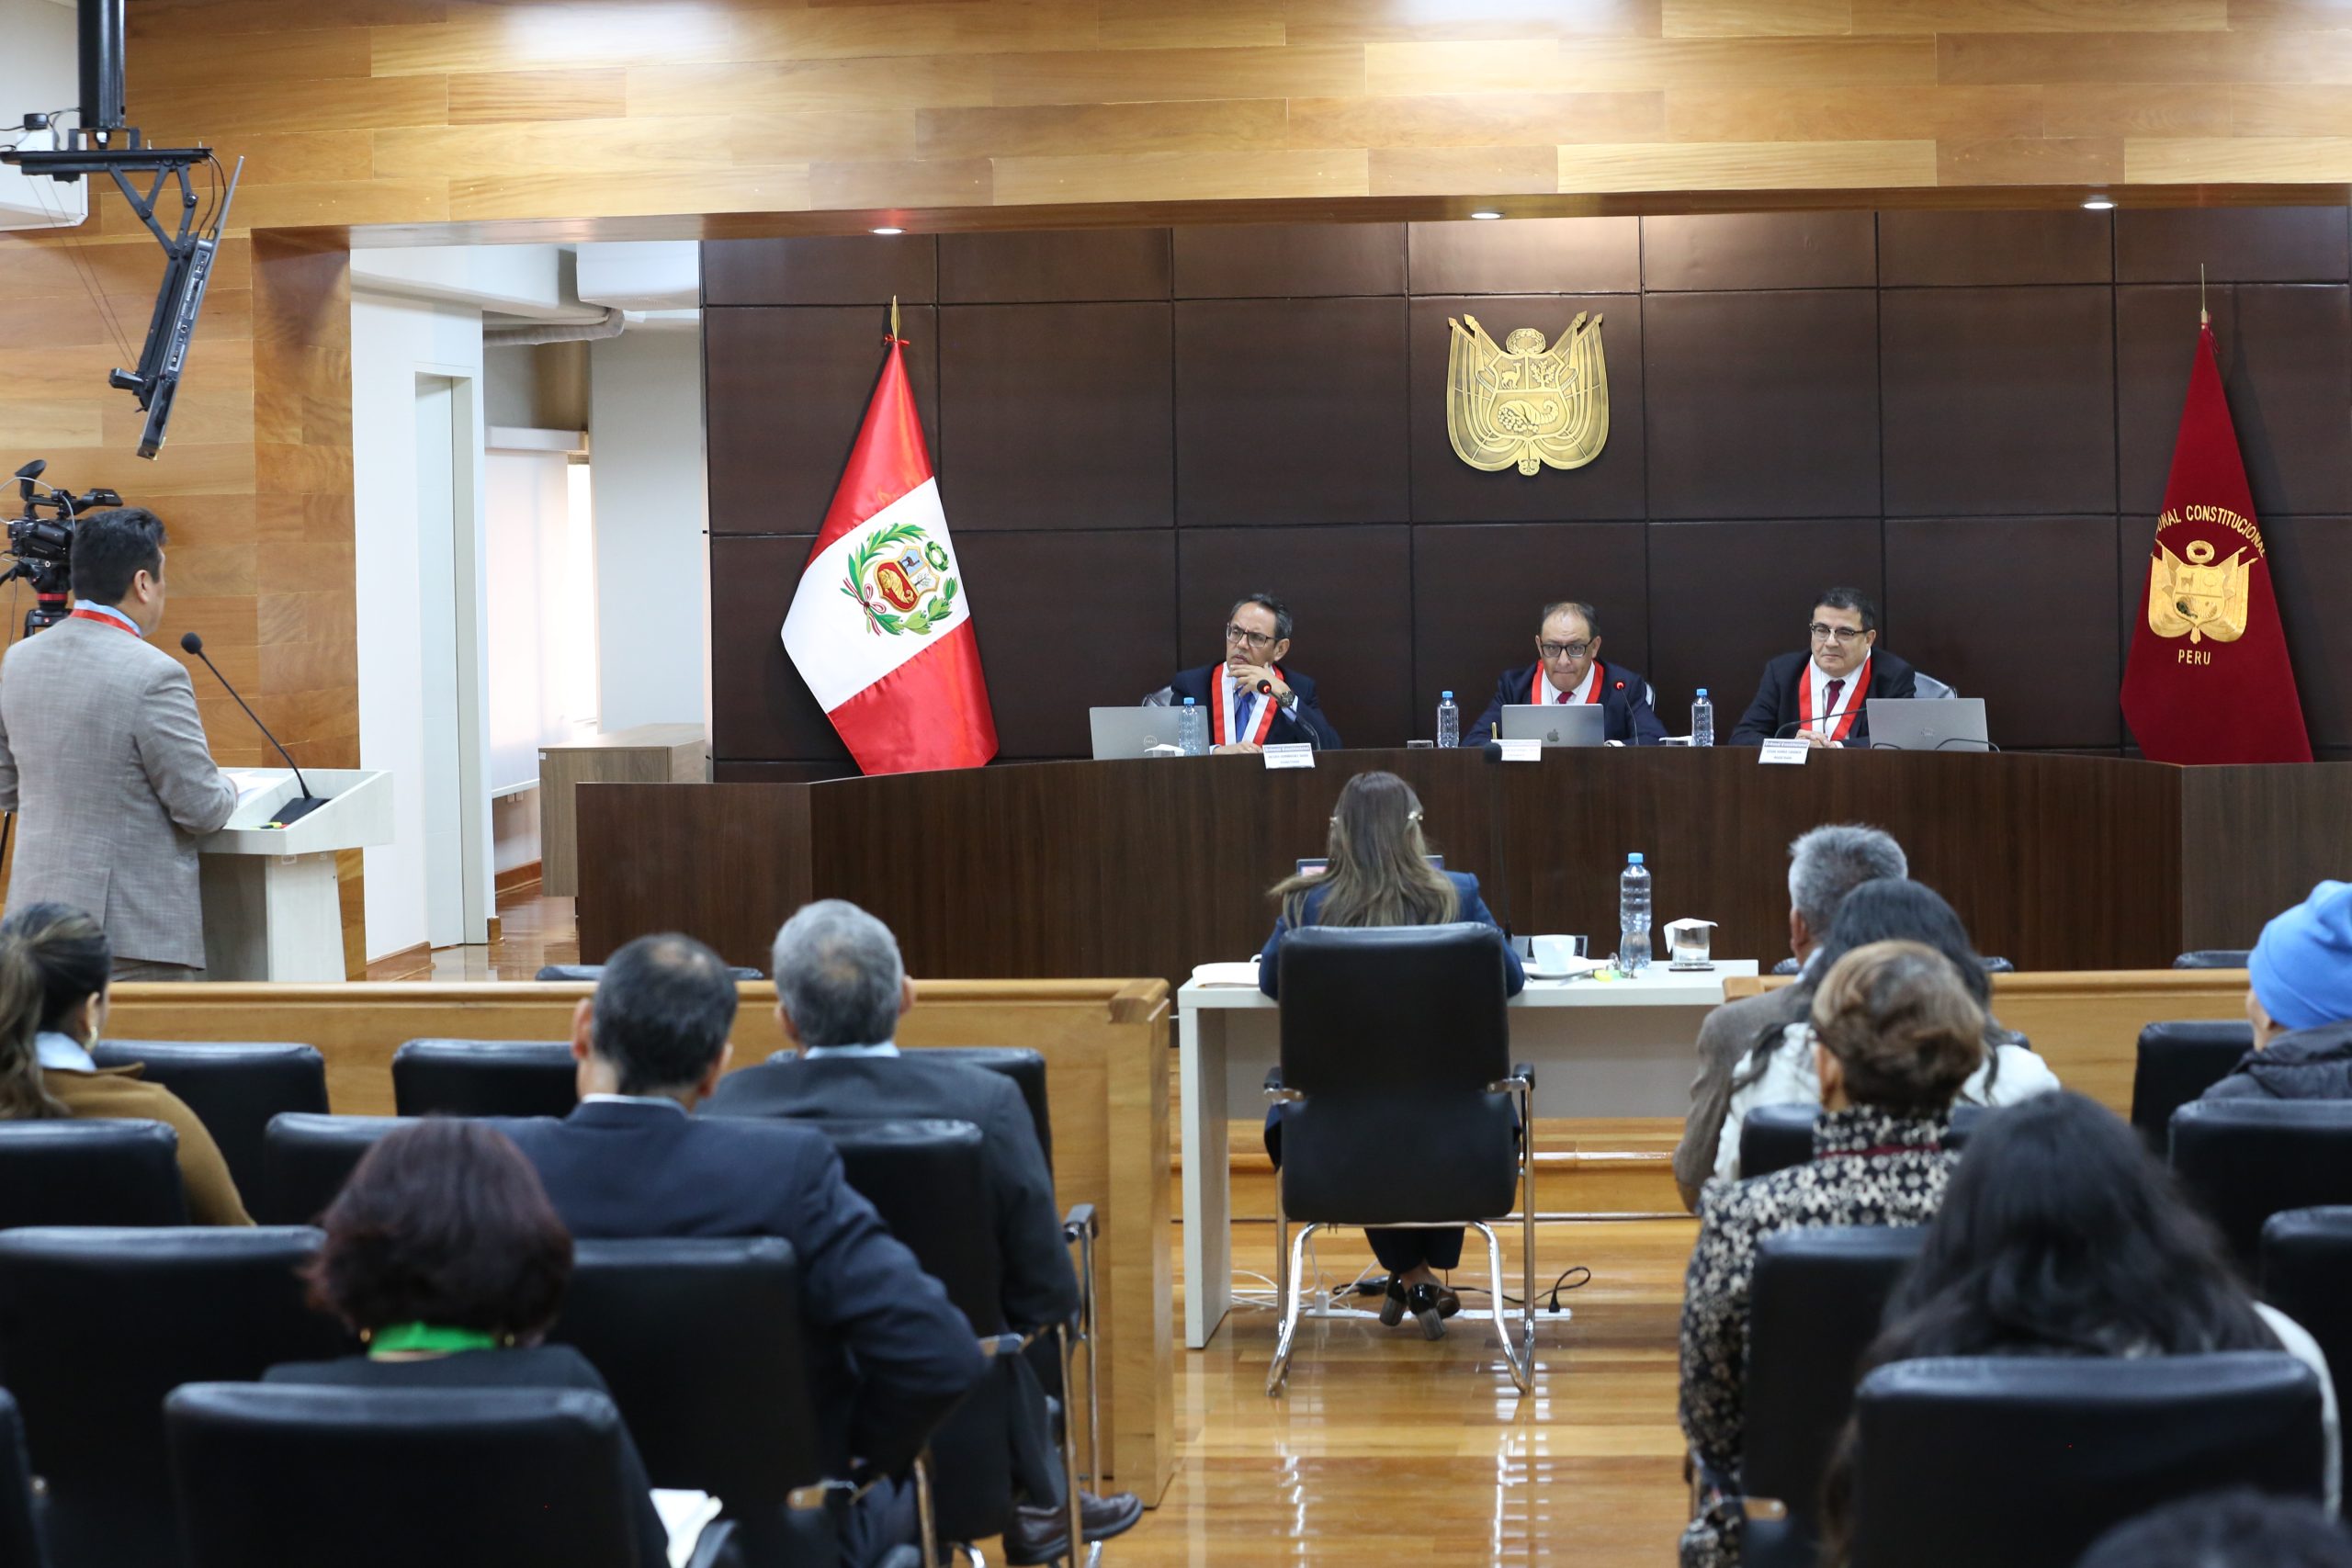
1442 690 1453 700
1696 688 1708 697
1628 852 1644 865
1182 696 1195 706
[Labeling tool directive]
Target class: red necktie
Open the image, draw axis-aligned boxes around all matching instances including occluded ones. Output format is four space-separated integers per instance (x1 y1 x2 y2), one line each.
1824 678 1845 716
1555 690 1569 704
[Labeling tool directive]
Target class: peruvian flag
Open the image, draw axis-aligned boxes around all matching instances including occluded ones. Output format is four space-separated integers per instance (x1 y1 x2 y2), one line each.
783 329 996 774
2120 321 2311 764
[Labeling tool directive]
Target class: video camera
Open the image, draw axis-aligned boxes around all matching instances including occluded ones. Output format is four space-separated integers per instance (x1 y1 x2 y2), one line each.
7 459 120 637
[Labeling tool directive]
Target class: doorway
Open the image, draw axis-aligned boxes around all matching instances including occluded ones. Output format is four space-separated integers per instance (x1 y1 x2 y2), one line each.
413 373 491 948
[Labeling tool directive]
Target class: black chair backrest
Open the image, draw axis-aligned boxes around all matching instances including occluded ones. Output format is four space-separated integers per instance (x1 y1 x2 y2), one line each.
0 1226 347 1567
2261 1208 2352 1435
259 1113 400 1226
91 1040 328 1203
767 1044 1055 1174
0 1119 186 1228
2175 949 2254 969
167 1383 641 1568
1848 1352 2325 1568
1744 1226 1927 1549
548 1236 823 1505
1738 1103 1982 1182
1273 923 1519 1226
537 963 763 982
2131 1021 2255 1155
2172 1099 2352 1274
390 1040 575 1118
0 1389 44 1568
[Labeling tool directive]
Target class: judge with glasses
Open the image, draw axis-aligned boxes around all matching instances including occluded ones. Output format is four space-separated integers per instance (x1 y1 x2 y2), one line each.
1166 592 1342 752
1464 599 1667 747
1728 586 1917 748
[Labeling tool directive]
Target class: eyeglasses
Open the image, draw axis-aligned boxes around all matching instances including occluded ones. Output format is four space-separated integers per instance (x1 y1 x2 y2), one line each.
1223 624 1277 649
1537 639 1592 660
1808 623 1869 645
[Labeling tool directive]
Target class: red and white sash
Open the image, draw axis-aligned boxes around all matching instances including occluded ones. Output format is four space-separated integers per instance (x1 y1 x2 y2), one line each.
1797 655 1871 743
1532 660 1605 706
1213 669 1282 746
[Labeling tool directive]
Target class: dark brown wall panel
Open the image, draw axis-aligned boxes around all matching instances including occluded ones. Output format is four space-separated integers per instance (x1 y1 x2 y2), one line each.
1644 519 1884 720
707 304 939 536
1409 523 1649 733
2267 516 2352 751
1174 297 1408 526
1172 223 1407 299
1881 286 2116 517
2117 208 2351 285
708 534 849 764
704 235 937 307
1887 515 2122 750
1644 289 1881 520
1407 217 1640 296
939 229 1171 303
1640 212 1876 292
1407 295 1645 523
1878 210 2113 288
1177 526 1413 750
937 301 1172 530
956 530 1178 758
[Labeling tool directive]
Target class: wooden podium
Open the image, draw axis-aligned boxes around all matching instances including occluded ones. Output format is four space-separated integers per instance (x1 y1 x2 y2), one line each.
198 768 392 981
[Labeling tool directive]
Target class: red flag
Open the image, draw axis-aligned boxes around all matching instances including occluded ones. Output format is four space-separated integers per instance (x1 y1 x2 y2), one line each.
780 334 997 774
2120 321 2311 764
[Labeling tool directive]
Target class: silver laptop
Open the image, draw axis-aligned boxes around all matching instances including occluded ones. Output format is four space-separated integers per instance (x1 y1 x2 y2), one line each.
1089 706 1187 760
1864 697 1991 752
1498 703 1606 748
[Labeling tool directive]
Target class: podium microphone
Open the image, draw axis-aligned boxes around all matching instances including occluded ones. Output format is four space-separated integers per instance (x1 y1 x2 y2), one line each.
180 631 326 827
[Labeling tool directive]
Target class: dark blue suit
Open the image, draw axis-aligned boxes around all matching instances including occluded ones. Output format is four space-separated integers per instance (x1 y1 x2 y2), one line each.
1255 871 1522 1276
1168 663 1341 750
1464 660 1668 748
1727 648 1917 746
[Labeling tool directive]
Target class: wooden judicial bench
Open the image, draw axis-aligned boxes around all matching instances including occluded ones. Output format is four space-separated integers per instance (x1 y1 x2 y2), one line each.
104 977 1178 1506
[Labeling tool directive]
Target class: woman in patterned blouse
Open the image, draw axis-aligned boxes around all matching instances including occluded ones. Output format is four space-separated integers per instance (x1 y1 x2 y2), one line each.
1678 939 1986 1568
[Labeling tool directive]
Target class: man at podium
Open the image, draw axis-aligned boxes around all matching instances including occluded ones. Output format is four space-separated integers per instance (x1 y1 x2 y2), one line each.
0 509 235 980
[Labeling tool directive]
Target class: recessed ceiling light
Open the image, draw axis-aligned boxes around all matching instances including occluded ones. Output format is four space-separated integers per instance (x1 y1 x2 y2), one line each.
871 225 905 236
1469 209 1503 220
2082 196 2115 211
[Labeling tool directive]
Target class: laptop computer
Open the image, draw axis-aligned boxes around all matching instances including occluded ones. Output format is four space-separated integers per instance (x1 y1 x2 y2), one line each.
1498 703 1606 748
1864 697 1991 752
1089 706 1189 761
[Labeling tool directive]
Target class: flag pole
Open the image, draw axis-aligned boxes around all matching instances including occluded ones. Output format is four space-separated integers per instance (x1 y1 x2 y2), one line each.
2199 263 2208 327
890 295 900 341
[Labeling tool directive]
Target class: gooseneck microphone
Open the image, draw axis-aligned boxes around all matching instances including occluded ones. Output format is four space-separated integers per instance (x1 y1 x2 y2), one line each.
180 631 326 826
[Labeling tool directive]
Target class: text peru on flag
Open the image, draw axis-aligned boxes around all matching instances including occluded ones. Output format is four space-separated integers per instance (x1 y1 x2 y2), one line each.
781 320 998 776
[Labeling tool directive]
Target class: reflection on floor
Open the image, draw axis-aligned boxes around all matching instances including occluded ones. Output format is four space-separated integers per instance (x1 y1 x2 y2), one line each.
363 886 580 981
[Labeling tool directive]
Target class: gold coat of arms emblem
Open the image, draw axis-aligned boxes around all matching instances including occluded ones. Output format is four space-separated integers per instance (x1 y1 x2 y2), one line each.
1445 312 1610 475
2148 536 2250 644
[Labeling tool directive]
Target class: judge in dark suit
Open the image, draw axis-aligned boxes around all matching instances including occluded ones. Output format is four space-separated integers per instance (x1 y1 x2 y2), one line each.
1166 592 1341 751
707 900 1143 1564
1464 600 1667 747
492 932 985 1568
1728 586 1917 748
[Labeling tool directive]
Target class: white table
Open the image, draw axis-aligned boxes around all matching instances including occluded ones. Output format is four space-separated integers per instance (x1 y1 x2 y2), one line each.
1176 962 1757 1348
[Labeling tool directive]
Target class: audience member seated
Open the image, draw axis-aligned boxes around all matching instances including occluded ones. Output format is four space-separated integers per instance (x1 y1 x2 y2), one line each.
264 1117 673 1568
1679 940 1984 1568
495 931 985 1568
2076 1489 2352 1568
2203 880 2352 1102
1712 880 2058 1185
1674 824 1908 1210
0 901 249 1224
707 899 1143 1563
1818 1091 2341 1562
1257 769 1523 1338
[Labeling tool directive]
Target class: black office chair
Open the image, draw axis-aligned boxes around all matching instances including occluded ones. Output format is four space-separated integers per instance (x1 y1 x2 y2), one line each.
2172 1099 2352 1274
390 1039 576 1118
1724 1226 1928 1568
0 1226 347 1567
766 1045 1056 1174
1265 923 1534 1396
1736 1103 1983 1182
0 1120 186 1228
1845 1353 2325 1568
538 963 763 982
2130 1021 2254 1155
2261 1205 2352 1518
0 1389 48 1568
167 1384 735 1568
2175 949 2254 969
258 1113 400 1225
91 1040 328 1202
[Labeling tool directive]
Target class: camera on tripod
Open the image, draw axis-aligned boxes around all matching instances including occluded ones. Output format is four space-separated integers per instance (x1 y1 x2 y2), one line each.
7 459 120 637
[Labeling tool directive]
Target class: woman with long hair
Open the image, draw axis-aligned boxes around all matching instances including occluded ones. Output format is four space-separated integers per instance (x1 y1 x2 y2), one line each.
1710 878 2058 1183
1257 770 1523 1338
0 901 249 1224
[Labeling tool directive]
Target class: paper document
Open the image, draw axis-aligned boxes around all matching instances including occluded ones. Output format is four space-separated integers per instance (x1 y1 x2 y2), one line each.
653 1489 723 1568
1190 960 1263 987
221 767 280 803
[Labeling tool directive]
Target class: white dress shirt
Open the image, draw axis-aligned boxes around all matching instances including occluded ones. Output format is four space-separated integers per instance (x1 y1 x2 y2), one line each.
801 1042 901 1059
34 1031 96 1072
1805 657 1866 737
1539 663 1599 705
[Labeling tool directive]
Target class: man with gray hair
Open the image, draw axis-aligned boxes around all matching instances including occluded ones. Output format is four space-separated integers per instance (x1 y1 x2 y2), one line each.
1669 825 1908 1209
707 900 1144 1564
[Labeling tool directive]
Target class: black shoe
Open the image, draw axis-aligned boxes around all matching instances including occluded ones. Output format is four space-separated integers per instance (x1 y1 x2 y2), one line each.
1407 1282 1447 1340
1433 1285 1461 1320
1002 1491 1145 1565
1377 1273 1407 1326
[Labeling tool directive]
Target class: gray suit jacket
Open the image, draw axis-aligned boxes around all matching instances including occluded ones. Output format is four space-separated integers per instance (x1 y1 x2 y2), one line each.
0 615 236 966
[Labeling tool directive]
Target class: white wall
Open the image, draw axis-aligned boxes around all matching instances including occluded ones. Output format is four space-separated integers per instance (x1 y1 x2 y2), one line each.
588 327 709 733
0 0 85 231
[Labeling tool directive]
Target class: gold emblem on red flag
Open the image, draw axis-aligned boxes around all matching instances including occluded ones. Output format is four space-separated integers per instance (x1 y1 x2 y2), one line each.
2148 516 2255 646
1445 312 1609 475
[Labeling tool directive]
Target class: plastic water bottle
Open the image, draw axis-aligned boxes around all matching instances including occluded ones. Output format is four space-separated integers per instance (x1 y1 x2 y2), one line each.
1691 688 1714 748
1437 690 1459 749
1618 852 1653 973
1177 697 1206 757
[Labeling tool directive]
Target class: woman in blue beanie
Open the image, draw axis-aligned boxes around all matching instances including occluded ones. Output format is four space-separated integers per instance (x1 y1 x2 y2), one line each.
2204 880 2352 1100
